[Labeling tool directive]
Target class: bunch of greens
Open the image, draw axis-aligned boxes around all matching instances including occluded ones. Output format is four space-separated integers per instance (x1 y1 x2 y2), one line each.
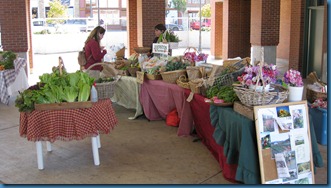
15 70 94 112
206 85 238 103
158 30 180 43
146 66 162 75
0 51 17 69
95 77 115 83
165 61 189 72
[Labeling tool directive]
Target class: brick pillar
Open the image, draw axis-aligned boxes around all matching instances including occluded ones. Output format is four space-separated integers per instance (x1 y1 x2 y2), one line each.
127 0 138 55
223 0 251 60
288 0 304 71
251 0 280 65
140 0 165 47
210 0 222 59
0 0 32 73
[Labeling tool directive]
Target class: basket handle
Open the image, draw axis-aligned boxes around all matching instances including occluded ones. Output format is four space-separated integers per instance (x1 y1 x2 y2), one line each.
58 56 64 76
184 47 198 54
178 74 187 81
85 62 111 72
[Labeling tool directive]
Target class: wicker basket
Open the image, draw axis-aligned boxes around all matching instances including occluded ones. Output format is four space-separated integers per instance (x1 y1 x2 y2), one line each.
176 75 190 89
161 69 187 84
95 81 117 99
146 73 162 80
85 63 118 99
306 87 327 103
128 67 141 77
189 78 205 94
116 47 125 58
233 84 288 107
134 47 151 54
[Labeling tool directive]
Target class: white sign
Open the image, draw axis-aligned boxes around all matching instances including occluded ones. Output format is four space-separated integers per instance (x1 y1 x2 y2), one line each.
152 43 169 55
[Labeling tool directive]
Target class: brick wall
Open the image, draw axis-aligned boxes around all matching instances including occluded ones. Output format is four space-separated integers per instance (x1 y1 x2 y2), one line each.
261 0 280 46
288 0 304 71
223 0 250 59
141 0 165 47
277 0 291 59
0 0 32 70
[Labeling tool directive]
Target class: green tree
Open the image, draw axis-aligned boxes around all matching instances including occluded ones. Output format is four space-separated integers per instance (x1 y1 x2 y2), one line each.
47 0 68 26
199 4 211 17
171 0 187 15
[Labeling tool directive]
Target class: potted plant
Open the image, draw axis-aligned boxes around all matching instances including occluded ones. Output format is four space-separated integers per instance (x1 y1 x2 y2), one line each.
283 69 304 102
158 30 180 49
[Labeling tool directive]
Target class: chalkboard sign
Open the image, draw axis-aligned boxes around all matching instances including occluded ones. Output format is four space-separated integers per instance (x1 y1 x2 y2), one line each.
253 101 315 184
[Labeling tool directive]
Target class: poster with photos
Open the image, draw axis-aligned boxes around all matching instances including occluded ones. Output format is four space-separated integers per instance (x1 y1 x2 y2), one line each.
254 101 314 184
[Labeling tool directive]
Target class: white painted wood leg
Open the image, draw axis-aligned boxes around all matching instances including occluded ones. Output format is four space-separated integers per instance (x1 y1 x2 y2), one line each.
91 137 100 165
36 141 44 170
46 141 52 152
97 134 101 148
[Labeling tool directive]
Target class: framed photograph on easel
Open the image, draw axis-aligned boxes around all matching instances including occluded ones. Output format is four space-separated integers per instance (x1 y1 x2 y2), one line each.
253 101 315 184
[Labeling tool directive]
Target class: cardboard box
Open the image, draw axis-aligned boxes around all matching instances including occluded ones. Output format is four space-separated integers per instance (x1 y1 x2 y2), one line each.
233 101 254 120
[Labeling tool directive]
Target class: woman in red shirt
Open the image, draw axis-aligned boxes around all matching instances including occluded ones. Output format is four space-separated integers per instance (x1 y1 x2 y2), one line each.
84 26 107 78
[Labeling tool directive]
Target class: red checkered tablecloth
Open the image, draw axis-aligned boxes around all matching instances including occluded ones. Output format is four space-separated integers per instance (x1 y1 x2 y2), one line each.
19 99 118 143
0 58 27 104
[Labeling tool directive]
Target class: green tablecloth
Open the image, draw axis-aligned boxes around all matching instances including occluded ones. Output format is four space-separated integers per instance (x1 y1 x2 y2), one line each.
210 105 324 184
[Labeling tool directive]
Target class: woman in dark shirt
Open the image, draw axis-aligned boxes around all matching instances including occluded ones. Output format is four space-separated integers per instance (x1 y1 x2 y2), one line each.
148 24 167 57
84 26 107 78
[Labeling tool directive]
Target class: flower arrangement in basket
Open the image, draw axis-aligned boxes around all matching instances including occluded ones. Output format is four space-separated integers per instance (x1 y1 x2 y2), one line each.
237 63 279 92
183 47 208 66
233 48 288 106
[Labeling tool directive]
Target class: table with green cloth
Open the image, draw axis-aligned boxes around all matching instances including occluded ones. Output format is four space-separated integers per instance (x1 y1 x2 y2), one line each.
210 105 324 184
111 76 143 119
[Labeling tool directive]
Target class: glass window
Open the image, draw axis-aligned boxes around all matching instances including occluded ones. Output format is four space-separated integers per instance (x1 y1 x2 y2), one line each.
121 0 126 8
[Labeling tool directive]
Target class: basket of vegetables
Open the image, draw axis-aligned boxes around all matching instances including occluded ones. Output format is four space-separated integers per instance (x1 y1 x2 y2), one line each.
205 85 239 106
15 57 95 112
161 61 189 84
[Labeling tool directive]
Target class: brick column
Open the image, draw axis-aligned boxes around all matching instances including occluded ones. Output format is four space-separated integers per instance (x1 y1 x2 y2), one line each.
128 0 165 54
210 0 222 59
223 0 251 60
127 0 138 55
0 0 32 73
250 0 280 65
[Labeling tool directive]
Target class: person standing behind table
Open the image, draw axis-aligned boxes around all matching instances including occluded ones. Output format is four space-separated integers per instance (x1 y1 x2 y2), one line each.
84 26 107 79
148 24 167 57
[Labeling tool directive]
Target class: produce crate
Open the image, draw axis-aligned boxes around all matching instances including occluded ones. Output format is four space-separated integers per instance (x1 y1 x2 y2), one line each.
35 101 92 111
309 105 327 145
233 101 254 120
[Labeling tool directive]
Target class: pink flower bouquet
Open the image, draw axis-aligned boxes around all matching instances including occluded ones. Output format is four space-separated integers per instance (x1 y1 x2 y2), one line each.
283 69 303 87
237 64 278 88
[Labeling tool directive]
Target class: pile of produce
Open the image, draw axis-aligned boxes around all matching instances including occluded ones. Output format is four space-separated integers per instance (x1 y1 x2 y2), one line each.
0 51 16 70
206 85 238 103
15 68 94 112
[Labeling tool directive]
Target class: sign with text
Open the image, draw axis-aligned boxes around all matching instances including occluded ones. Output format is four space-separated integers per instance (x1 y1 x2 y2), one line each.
152 43 169 55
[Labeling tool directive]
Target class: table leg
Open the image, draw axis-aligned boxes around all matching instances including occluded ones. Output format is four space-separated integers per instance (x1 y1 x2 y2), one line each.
46 141 52 152
36 141 44 170
91 137 100 165
97 134 101 148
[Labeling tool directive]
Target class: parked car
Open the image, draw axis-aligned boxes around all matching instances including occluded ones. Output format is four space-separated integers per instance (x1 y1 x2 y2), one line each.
166 23 183 31
61 19 87 33
190 19 211 30
31 20 56 33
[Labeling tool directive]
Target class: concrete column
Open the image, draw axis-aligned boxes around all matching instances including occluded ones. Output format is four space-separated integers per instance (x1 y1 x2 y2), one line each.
250 0 280 65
